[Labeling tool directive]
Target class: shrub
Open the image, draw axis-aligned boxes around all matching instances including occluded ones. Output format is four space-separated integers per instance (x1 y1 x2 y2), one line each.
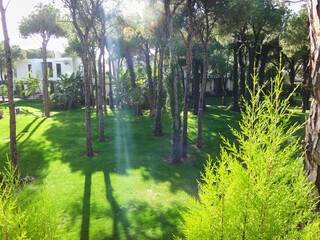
50 72 84 110
178 68 320 239
0 158 65 239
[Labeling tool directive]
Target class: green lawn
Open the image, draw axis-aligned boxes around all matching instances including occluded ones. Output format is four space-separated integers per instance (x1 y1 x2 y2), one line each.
0 96 303 239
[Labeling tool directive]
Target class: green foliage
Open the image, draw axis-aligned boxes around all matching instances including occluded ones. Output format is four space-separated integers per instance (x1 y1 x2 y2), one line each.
50 72 84 110
22 71 41 98
0 84 7 97
179 68 320 239
0 157 64 239
26 48 55 59
19 3 65 40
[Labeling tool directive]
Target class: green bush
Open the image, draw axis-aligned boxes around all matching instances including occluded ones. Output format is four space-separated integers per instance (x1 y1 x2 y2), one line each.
50 72 84 110
178 68 320 239
0 158 65 239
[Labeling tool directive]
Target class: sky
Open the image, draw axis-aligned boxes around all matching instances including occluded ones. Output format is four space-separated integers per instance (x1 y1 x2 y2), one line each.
0 0 305 54
0 0 144 53
0 0 67 52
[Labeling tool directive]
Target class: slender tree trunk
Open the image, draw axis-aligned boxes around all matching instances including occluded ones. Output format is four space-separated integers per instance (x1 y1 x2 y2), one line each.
125 51 142 115
193 59 200 115
181 0 194 158
302 55 310 113
91 50 98 111
246 47 255 101
167 7 181 163
239 47 246 104
304 0 320 196
42 41 50 117
0 0 18 174
98 48 105 142
153 46 164 136
288 59 296 105
196 43 208 149
232 42 240 111
103 50 107 112
144 42 154 115
258 44 269 92
82 48 94 157
108 54 114 109
153 47 159 114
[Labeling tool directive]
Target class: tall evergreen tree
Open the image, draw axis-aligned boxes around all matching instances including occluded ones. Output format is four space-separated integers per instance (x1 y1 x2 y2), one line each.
19 4 65 118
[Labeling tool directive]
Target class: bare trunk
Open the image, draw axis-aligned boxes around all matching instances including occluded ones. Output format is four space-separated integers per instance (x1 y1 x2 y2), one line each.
144 42 154 115
108 56 114 109
83 49 94 157
196 44 208 149
42 41 50 117
0 1 18 173
98 48 105 142
192 59 200 115
239 47 246 104
91 50 98 111
181 0 194 158
304 0 320 195
102 50 107 112
168 8 181 164
302 56 310 113
232 42 240 111
153 46 164 136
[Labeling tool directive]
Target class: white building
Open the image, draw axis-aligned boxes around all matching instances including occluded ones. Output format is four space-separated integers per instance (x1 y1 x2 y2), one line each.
15 56 82 83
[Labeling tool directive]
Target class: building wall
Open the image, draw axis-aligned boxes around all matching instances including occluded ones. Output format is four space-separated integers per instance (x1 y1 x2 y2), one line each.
15 57 82 82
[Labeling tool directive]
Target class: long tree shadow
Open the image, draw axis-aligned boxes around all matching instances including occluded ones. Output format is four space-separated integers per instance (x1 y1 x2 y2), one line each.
81 170 92 240
103 169 130 240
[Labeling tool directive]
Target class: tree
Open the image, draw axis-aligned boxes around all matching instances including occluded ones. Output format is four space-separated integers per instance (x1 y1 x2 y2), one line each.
304 0 320 196
180 0 195 158
93 6 106 142
0 0 18 174
62 0 103 157
195 0 227 149
19 3 65 118
280 8 309 108
0 42 25 83
179 67 320 239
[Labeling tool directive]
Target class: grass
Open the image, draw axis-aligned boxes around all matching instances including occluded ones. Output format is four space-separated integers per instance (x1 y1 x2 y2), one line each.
0 96 303 239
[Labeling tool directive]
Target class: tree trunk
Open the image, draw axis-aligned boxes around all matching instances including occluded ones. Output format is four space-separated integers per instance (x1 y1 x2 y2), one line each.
125 51 142 115
258 44 269 93
144 42 154 115
108 54 114 109
98 48 105 142
193 59 200 115
246 47 255 101
153 46 164 136
102 50 107 112
304 0 320 196
196 43 208 149
288 58 296 105
91 50 98 111
0 0 18 174
181 0 194 158
239 46 246 104
153 47 158 113
82 48 94 157
42 41 50 117
168 6 181 164
232 42 240 111
302 55 310 113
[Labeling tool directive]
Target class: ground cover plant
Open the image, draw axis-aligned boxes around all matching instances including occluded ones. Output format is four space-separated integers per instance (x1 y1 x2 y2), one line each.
0 96 240 239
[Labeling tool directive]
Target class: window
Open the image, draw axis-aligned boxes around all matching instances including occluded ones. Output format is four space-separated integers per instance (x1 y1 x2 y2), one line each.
28 64 32 78
56 63 61 76
48 62 53 77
